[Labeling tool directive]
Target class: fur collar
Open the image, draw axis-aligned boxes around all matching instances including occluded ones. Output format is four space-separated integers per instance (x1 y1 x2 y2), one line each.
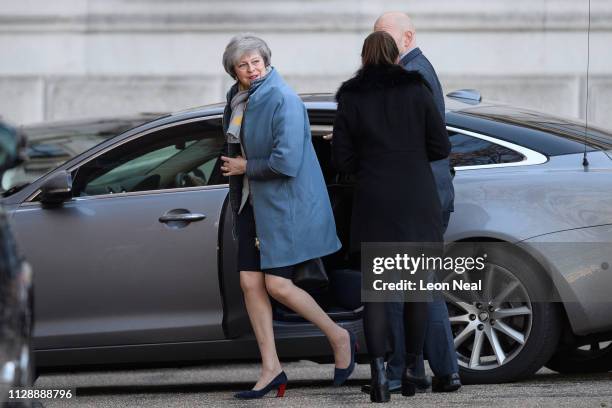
336 64 429 100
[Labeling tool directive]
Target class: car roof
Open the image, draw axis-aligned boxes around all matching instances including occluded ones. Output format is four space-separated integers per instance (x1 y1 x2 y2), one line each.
299 95 611 152
163 93 610 156
454 104 612 151
34 93 610 158
163 92 513 120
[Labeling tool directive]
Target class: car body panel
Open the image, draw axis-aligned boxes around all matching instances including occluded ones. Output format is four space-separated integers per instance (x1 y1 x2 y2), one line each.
520 224 612 335
11 186 227 349
446 151 612 243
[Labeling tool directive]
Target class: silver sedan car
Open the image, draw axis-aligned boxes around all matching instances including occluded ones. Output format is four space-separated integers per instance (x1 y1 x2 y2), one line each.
2 92 612 384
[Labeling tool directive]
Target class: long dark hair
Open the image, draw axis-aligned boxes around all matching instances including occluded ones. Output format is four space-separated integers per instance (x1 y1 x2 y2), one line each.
361 31 399 66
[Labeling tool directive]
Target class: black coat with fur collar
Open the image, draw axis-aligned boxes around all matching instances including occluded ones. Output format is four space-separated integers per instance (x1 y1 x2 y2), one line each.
333 64 450 250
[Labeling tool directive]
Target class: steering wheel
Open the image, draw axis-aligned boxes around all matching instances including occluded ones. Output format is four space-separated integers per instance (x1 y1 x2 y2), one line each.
175 172 190 188
175 171 207 188
192 168 207 184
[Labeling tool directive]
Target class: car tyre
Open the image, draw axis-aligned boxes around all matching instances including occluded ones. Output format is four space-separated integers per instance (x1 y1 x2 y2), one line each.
444 244 562 384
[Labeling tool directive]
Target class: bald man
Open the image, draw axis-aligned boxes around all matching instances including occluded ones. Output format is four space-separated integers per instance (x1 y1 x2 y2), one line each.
366 11 461 394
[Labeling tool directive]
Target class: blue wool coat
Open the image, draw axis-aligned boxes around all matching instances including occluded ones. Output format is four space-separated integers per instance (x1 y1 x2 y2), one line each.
223 67 341 269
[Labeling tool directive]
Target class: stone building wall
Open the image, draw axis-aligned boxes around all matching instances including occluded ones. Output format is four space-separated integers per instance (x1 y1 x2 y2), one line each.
0 0 610 128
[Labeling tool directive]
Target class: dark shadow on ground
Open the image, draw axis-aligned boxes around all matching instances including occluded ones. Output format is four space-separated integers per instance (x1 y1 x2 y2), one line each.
72 371 612 397
74 378 369 396
517 371 612 383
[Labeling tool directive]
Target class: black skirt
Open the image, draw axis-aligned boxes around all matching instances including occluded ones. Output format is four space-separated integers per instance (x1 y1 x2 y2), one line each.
236 201 294 279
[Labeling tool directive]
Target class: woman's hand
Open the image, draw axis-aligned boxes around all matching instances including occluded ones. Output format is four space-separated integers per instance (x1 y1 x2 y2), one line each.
221 155 247 176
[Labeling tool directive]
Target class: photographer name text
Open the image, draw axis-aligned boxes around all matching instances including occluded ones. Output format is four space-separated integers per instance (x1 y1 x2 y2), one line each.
373 279 481 291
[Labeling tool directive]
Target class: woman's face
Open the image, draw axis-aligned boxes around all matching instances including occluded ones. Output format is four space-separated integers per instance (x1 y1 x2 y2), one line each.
234 52 266 88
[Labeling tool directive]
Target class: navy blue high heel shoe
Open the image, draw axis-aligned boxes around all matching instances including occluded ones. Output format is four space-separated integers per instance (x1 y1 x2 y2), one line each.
234 371 288 399
333 330 358 386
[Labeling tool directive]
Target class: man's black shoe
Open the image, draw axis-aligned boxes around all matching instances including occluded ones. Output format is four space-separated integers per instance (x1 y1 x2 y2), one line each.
403 371 431 392
431 373 462 393
361 375 430 394
361 383 402 394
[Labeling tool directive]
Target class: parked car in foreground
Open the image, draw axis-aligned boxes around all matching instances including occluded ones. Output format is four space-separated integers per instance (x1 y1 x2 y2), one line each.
2 92 611 384
0 120 34 404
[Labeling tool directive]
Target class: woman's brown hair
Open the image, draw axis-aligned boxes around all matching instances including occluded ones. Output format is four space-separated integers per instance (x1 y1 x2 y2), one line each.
361 31 400 66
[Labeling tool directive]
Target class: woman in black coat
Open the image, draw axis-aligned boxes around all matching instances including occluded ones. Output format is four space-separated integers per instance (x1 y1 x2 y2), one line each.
333 31 451 402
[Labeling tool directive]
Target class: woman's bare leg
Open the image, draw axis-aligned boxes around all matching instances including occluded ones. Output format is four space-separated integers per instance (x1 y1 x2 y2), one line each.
265 275 352 369
240 271 283 389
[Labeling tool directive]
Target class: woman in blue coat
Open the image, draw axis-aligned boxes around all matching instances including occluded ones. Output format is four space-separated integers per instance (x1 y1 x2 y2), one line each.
219 34 355 399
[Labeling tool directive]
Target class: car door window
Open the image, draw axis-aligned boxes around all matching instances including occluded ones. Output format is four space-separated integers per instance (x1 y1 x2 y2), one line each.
71 118 227 197
449 132 525 168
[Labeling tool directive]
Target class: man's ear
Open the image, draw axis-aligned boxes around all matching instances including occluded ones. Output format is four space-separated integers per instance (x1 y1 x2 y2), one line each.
404 30 414 49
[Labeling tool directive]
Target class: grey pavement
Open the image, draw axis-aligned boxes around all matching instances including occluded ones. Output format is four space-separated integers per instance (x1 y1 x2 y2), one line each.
34 361 612 408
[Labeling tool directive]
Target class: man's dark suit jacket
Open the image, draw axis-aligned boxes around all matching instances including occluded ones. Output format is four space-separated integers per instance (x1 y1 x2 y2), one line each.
401 48 455 220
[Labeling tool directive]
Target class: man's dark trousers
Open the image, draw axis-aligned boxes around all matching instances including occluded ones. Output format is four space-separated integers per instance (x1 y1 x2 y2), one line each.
384 47 459 387
384 222 459 387
385 275 459 387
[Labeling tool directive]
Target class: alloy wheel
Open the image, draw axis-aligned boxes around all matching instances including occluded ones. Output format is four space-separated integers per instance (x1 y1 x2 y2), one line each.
442 263 533 370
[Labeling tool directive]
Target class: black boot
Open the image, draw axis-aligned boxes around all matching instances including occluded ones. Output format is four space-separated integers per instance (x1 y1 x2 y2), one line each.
432 372 462 393
403 368 431 393
369 357 390 403
401 353 418 397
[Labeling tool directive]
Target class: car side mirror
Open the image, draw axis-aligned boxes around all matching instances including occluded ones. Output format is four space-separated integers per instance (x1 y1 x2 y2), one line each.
40 170 73 206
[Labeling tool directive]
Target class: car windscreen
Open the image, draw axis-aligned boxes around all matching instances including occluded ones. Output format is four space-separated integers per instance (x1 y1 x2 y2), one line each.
1 117 159 195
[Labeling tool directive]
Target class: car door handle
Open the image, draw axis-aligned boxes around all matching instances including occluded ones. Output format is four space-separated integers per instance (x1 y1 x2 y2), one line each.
159 213 206 223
